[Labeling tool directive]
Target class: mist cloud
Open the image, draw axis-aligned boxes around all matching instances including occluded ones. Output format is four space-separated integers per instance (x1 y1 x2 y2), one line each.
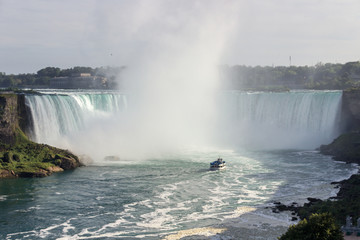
65 1 242 160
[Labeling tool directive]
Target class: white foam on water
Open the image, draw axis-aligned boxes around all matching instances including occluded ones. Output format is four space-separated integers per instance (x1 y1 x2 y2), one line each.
161 227 227 240
95 217 129 233
14 205 42 213
223 206 257 219
4 145 358 240
137 208 176 229
8 218 78 240
6 230 37 240
40 219 75 238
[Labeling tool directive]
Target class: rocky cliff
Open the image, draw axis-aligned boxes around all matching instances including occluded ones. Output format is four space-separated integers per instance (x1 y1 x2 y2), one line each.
0 93 22 144
276 89 360 228
320 132 360 164
320 89 360 163
320 89 360 164
342 88 360 131
0 92 82 178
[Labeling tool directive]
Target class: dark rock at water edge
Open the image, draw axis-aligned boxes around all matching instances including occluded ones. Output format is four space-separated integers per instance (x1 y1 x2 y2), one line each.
342 89 360 132
299 89 360 227
269 201 300 221
271 174 360 226
320 132 360 164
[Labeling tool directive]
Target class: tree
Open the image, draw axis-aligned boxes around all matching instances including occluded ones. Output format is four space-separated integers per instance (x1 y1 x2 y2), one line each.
37 67 60 78
278 213 343 240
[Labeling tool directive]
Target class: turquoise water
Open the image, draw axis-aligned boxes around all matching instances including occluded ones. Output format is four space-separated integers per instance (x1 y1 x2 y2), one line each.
1 149 357 239
0 90 356 239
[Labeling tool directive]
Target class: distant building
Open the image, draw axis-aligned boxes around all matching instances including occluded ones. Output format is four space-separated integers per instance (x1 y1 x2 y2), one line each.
71 73 91 77
49 73 108 89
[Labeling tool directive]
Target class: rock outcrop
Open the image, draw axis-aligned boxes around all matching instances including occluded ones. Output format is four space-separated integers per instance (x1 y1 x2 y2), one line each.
0 92 82 178
0 93 20 145
319 88 360 164
342 89 360 131
320 132 360 164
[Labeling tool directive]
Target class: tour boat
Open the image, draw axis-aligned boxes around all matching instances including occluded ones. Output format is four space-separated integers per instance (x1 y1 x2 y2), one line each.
210 158 226 169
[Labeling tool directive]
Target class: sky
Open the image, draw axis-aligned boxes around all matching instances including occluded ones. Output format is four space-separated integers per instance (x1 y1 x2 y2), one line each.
0 0 360 74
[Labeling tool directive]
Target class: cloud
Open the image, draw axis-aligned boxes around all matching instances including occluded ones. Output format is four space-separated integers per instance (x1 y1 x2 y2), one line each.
221 0 360 65
0 0 360 73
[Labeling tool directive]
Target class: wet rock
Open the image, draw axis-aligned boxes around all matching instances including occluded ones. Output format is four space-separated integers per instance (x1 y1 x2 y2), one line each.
57 155 81 170
18 169 50 178
0 169 15 178
307 197 321 203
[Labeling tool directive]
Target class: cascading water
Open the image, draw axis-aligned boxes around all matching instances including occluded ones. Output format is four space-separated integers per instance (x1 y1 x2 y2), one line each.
25 91 128 146
3 89 358 240
218 90 342 149
24 89 344 161
25 90 343 152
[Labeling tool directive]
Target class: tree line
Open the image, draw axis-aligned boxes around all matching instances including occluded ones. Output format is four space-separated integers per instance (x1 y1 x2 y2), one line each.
1 61 360 90
0 66 125 88
220 61 360 90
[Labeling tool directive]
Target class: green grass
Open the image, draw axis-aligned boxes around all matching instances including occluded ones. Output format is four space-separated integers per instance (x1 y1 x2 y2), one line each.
0 127 77 176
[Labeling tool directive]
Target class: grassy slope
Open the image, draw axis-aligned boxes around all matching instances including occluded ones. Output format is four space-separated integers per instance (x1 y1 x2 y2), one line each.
0 127 81 177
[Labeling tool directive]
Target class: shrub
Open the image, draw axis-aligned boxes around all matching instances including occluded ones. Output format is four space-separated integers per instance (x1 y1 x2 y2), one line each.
279 213 343 240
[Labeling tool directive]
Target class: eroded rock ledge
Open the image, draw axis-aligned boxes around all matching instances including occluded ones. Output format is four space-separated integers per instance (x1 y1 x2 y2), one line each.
0 92 82 178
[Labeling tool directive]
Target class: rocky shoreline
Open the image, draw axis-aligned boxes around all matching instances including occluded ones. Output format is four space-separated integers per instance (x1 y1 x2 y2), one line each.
270 88 360 226
271 133 360 226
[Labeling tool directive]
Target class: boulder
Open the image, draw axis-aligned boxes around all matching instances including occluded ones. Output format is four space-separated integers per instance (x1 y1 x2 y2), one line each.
18 169 50 178
0 169 15 178
57 155 82 170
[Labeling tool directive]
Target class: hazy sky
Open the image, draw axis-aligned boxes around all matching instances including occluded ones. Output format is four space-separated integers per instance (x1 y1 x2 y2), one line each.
0 0 360 74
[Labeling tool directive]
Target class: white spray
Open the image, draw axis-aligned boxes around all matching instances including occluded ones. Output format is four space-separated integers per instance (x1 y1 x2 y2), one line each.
43 1 242 160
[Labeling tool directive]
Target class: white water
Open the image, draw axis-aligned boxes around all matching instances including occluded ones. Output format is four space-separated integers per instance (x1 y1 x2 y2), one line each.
4 89 355 240
25 90 343 158
217 90 342 150
25 91 127 148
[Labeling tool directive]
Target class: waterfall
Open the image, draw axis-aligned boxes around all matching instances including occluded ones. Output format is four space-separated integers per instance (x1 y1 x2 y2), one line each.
218 90 342 149
25 92 128 146
25 90 343 154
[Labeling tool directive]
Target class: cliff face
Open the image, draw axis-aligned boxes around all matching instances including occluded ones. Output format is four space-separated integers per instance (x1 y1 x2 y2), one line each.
342 89 360 131
0 94 21 145
320 132 360 164
319 88 360 164
0 93 30 145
